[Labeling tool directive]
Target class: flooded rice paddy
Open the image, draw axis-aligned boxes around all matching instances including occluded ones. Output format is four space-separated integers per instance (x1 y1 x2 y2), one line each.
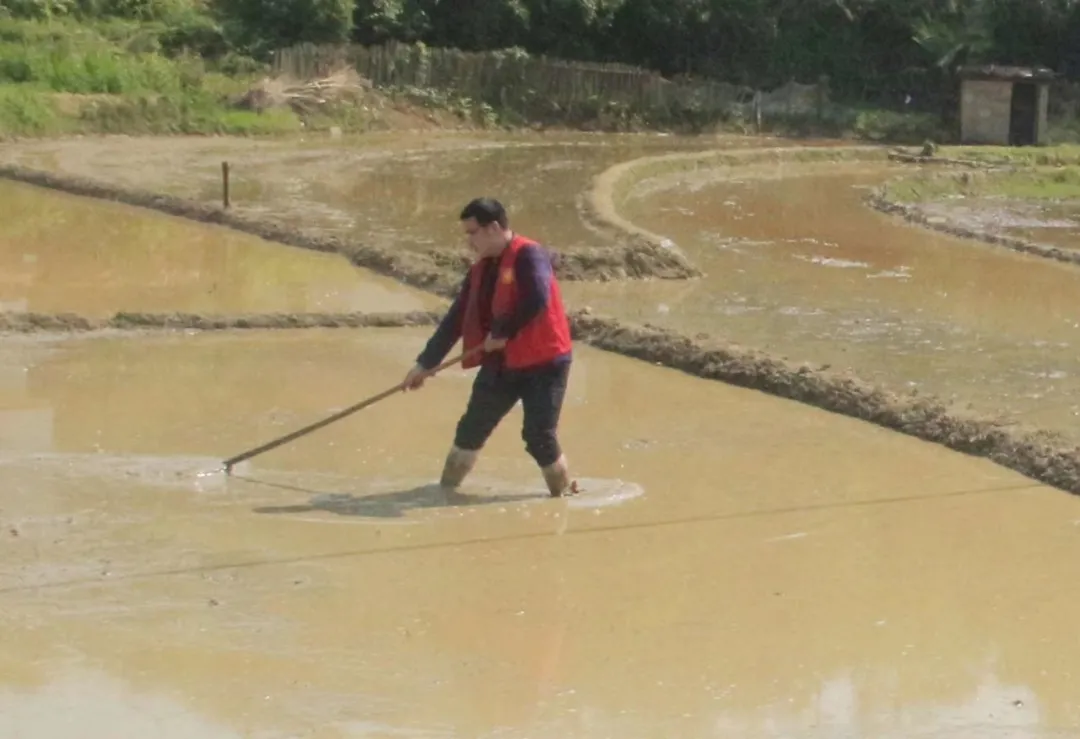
567 160 1080 439
0 179 443 317
3 131 1080 737
2 326 1075 738
0 133 789 251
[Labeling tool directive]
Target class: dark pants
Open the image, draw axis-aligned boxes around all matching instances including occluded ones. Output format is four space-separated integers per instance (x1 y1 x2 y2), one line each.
453 358 571 468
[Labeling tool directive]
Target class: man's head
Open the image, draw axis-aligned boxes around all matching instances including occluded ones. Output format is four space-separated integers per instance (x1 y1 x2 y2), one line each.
460 197 511 258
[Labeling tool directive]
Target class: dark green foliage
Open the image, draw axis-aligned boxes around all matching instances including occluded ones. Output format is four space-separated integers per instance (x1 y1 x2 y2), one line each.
2 0 1078 139
341 0 1080 108
3 0 1077 101
213 0 354 58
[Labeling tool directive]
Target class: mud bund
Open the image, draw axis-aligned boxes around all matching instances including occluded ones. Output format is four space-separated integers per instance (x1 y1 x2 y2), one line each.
4 148 1080 497
569 312 1080 495
581 144 888 255
886 150 989 169
866 190 1080 268
0 311 442 333
0 165 700 297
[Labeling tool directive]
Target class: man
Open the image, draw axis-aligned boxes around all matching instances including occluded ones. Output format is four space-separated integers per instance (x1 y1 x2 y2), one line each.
403 197 579 498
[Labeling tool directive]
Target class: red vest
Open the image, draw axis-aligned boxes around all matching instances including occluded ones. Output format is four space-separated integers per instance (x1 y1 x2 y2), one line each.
461 234 572 370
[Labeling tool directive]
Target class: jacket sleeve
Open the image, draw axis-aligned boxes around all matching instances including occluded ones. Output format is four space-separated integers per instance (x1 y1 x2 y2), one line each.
490 244 551 340
415 273 469 370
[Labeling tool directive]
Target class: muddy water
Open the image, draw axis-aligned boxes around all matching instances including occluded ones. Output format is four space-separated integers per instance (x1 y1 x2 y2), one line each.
0 133 802 252
3 328 1077 738
0 180 443 316
565 161 1080 437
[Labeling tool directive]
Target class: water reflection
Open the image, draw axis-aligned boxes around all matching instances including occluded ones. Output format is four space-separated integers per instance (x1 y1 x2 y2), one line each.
0 669 242 739
209 142 728 251
0 346 53 453
706 672 1044 739
0 180 440 317
474 671 1047 739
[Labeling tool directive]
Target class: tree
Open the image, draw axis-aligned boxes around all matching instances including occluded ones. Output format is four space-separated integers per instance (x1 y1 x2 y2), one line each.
215 0 354 59
424 0 529 50
353 0 430 44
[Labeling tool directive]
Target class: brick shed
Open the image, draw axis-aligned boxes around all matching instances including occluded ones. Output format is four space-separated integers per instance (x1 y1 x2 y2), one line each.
958 65 1055 146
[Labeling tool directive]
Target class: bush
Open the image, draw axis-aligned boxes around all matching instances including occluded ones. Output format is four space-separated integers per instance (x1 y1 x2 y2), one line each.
0 0 77 20
0 83 61 135
213 0 353 59
0 17 288 138
157 11 230 58
0 40 193 93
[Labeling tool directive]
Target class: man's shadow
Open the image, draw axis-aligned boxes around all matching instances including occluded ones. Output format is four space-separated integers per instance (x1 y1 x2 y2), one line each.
245 477 547 520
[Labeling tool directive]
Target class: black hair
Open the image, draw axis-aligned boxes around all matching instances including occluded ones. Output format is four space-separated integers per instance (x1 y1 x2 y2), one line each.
459 197 508 228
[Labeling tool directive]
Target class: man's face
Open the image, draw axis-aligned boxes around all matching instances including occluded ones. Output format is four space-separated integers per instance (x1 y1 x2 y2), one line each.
461 217 504 258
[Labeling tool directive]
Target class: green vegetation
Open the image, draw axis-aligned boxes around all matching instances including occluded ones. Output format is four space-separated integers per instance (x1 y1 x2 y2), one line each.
349 0 1080 112
0 17 296 136
938 144 1080 167
886 144 1080 203
886 169 1080 203
1 0 1078 139
0 15 515 136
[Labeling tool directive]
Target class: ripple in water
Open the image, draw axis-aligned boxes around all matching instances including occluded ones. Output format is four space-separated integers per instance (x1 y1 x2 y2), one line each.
794 254 871 269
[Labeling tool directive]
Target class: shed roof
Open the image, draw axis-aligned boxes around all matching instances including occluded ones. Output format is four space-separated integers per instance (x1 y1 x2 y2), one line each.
958 64 1056 82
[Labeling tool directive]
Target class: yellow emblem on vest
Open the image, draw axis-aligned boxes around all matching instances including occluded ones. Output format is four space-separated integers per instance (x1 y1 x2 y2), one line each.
500 268 514 284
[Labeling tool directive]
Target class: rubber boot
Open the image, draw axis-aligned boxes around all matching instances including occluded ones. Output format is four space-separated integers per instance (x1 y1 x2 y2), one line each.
439 445 478 492
541 454 579 498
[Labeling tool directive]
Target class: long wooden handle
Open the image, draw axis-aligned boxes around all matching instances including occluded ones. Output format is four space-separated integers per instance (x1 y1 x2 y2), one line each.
222 348 478 472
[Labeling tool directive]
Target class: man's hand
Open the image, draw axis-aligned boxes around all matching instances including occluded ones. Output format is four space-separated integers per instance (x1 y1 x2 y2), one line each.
402 363 429 391
483 334 508 352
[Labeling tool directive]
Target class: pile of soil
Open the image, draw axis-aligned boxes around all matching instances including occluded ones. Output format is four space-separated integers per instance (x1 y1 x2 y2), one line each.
233 67 473 131
559 237 702 280
235 69 373 116
424 236 702 285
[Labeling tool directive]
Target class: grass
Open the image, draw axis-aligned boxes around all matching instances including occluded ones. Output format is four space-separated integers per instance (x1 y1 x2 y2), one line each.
0 81 307 136
938 144 1080 167
885 162 1080 204
0 17 500 137
0 17 359 137
0 84 63 135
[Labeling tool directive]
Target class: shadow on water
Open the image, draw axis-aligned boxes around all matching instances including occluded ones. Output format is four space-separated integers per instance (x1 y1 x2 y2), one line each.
242 476 546 519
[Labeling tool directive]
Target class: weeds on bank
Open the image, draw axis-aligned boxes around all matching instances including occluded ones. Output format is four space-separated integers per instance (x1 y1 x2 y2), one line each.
937 144 1080 167
0 84 62 135
0 17 313 136
0 82 304 136
886 163 1080 204
0 18 497 136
